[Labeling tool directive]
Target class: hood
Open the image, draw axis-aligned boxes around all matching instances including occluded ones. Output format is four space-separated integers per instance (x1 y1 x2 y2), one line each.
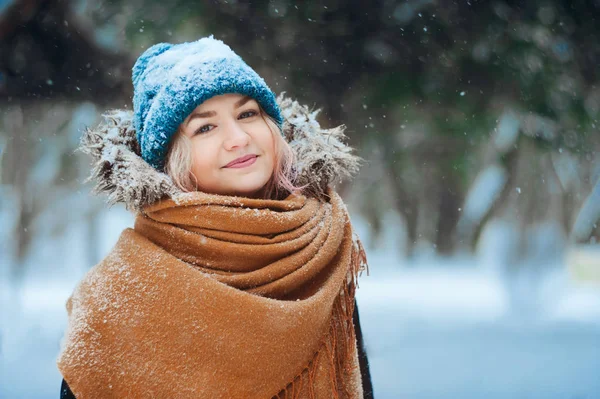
79 94 361 211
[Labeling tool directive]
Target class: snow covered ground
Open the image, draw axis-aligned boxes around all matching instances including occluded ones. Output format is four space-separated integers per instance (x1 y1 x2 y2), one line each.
1 207 600 398
357 267 600 399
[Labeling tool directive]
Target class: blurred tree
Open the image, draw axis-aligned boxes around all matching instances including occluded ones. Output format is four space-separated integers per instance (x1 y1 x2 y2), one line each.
0 0 125 279
0 0 132 102
1 0 599 271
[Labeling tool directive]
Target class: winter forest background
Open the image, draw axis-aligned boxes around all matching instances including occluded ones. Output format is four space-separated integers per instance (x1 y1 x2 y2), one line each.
1 0 600 398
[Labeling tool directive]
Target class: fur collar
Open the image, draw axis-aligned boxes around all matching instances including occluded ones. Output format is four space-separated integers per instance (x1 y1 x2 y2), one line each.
79 94 360 211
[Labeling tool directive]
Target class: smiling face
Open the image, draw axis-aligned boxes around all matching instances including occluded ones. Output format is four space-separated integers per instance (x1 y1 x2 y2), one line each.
177 93 277 198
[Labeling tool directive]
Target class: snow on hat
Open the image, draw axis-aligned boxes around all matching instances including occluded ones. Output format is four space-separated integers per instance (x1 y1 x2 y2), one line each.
132 36 283 170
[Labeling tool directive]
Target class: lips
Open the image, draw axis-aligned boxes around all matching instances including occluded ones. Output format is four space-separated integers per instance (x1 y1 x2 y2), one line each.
224 154 258 168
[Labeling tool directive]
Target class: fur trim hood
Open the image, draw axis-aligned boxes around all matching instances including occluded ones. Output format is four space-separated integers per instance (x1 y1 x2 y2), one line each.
79 94 361 211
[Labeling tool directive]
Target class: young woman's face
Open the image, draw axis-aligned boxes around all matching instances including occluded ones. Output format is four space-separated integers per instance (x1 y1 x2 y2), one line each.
179 93 276 197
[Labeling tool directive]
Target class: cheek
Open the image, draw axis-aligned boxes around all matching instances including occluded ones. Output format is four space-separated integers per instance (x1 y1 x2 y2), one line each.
260 131 277 165
189 139 219 178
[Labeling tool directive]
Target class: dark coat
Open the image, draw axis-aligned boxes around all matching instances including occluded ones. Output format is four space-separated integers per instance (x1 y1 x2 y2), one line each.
60 300 373 398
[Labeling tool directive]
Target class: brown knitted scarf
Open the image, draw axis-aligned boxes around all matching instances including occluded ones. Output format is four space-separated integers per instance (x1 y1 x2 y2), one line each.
57 189 367 398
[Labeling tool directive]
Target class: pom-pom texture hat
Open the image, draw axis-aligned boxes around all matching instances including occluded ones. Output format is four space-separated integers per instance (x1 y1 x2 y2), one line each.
132 36 283 170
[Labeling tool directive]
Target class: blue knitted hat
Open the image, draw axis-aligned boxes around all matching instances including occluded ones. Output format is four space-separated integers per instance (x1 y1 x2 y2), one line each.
132 36 283 170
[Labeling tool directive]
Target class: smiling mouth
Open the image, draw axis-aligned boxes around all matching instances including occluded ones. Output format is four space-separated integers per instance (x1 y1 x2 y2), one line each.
224 154 258 168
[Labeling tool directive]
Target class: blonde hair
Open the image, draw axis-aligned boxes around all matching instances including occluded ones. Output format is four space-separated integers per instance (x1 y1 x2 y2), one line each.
164 109 301 200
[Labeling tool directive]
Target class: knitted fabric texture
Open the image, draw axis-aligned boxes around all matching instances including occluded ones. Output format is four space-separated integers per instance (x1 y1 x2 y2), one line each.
132 36 283 170
56 189 367 398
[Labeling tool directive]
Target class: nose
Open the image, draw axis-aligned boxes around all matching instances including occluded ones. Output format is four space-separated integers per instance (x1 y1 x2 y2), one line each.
222 119 250 151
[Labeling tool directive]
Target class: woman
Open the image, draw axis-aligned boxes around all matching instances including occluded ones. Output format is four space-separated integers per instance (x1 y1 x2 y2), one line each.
57 36 373 398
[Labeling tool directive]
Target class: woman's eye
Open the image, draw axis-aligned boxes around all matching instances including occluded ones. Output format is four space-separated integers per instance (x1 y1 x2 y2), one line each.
239 110 258 119
195 124 213 135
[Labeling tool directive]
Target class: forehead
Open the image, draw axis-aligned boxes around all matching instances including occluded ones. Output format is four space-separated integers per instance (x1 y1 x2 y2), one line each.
195 93 256 111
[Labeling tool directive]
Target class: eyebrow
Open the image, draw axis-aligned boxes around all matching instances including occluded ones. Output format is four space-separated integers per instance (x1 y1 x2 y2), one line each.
234 96 252 108
185 96 254 127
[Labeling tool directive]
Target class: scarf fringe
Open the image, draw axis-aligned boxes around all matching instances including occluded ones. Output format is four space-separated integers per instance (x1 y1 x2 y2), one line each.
274 237 368 399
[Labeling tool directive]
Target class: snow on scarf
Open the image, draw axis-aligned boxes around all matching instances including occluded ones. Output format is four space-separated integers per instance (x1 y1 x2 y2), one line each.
57 189 367 398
